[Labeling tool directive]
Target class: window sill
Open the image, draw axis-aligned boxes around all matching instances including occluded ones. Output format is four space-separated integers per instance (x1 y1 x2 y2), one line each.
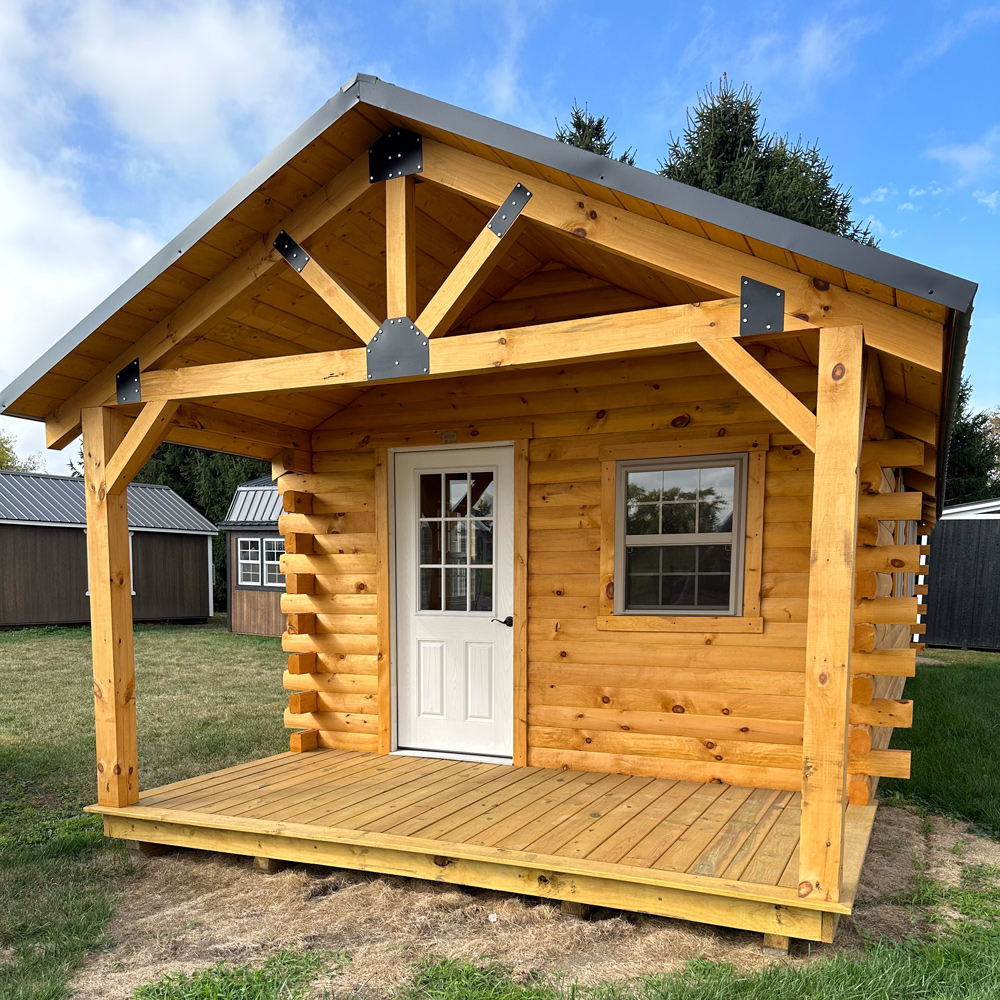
596 615 764 634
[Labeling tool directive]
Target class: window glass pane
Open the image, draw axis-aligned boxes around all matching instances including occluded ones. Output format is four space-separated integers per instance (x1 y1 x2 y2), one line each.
470 472 494 516
698 545 732 573
661 503 697 534
470 568 493 612
661 574 697 606
420 567 442 611
627 469 662 502
696 574 731 608
445 521 468 564
420 474 442 517
445 568 468 611
626 502 660 535
661 545 697 574
470 519 493 565
625 572 659 607
420 521 441 564
628 546 660 573
662 468 698 500
445 473 468 517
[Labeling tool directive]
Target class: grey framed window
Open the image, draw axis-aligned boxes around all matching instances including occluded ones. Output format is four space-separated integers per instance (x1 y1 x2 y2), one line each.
614 454 748 615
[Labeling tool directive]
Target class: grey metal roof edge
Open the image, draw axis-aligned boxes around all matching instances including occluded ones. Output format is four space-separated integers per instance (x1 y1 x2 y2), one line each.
937 305 972 516
2 73 978 421
355 77 978 313
217 521 280 529
0 77 367 418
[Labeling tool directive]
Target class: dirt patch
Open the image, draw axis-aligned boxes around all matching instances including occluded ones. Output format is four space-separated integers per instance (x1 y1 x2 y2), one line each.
69 805 1000 999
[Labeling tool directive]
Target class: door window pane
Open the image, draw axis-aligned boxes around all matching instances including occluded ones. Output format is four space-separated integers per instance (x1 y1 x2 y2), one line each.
420 474 442 517
445 521 468 563
470 519 493 565
420 522 441 564
445 568 468 611
420 567 442 611
470 472 494 515
445 473 469 517
470 568 493 611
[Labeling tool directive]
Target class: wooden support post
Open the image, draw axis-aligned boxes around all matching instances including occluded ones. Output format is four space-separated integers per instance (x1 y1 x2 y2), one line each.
83 406 139 807
385 175 417 319
762 933 790 956
798 327 865 904
126 840 172 858
560 900 591 919
252 856 288 874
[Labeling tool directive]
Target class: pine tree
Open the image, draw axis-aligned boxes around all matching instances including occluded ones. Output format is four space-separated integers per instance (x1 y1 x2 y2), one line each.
944 378 1000 505
555 102 635 165
661 77 873 243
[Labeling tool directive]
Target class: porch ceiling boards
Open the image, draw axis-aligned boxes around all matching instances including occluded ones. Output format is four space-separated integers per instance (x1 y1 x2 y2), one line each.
87 748 875 942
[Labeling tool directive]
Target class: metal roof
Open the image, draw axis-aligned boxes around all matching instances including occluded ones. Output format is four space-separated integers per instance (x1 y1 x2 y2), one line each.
218 476 282 528
940 497 1000 520
0 470 217 534
0 73 978 420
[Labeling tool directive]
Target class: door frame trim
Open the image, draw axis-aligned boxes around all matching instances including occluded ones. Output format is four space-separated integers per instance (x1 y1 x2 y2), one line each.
384 440 528 765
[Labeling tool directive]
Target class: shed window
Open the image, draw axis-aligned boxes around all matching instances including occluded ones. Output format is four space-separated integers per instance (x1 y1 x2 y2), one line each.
237 537 261 585
615 455 747 615
263 538 285 587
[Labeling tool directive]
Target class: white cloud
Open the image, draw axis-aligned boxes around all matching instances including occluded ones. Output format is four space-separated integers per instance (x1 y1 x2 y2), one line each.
926 125 1000 184
909 186 926 197
897 202 915 211
860 185 892 204
864 216 903 239
974 189 999 211
900 6 1000 74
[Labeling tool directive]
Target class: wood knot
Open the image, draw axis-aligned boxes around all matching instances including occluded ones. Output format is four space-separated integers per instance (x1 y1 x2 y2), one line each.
818 671 829 685
433 856 453 868
589 209 597 220
595 409 606 419
715 755 723 761
97 763 104 773
740 727 749 733
584 737 592 744
601 696 611 704
798 880 814 898
812 278 830 292
705 741 716 750
559 650 567 658
538 875 550 884
721 708 730 715
113 764 121 775
498 336 507 346
605 582 614 599
357 583 366 591
555 589 563 596
832 362 846 381
793 312 810 322
572 227 587 238
671 414 691 428
470 429 480 437
890 558 904 568
620 725 630 731
672 705 685 714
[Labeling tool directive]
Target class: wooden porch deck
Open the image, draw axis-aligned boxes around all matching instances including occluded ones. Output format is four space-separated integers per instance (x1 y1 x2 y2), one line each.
87 749 876 943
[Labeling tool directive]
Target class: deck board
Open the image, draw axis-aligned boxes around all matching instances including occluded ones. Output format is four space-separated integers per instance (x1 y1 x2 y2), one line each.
89 748 877 942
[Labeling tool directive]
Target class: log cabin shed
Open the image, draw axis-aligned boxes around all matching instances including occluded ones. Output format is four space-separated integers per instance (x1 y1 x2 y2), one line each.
0 469 215 627
0 75 978 951
220 476 286 637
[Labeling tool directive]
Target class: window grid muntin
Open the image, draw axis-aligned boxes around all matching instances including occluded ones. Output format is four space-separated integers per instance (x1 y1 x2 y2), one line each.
418 470 495 613
237 537 261 586
615 454 747 616
263 537 285 587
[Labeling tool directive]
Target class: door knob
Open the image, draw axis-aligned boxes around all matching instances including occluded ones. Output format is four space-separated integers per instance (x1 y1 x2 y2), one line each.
491 615 514 627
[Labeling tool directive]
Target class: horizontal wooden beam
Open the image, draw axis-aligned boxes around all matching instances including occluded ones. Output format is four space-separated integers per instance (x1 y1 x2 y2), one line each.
419 140 946 372
45 154 372 450
133 299 816 402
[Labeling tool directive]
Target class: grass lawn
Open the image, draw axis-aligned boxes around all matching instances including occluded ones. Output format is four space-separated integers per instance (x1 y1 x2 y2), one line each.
2 628 1000 999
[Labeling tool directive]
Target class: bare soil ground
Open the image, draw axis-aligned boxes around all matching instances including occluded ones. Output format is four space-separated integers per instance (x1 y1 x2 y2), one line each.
68 804 1000 998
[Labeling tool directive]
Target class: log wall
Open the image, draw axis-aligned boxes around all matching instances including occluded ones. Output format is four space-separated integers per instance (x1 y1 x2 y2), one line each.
276 345 919 792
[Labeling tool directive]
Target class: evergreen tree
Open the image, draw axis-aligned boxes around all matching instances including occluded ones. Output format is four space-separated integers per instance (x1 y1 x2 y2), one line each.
0 429 42 471
661 77 873 243
944 379 1000 505
555 102 635 165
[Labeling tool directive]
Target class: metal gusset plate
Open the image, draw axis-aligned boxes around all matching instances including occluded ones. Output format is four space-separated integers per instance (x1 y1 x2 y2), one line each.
116 358 141 404
487 183 533 238
369 129 423 183
367 317 430 381
273 231 310 273
739 276 785 336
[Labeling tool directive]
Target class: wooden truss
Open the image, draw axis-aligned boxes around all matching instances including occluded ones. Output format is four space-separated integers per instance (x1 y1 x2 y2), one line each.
74 130 932 906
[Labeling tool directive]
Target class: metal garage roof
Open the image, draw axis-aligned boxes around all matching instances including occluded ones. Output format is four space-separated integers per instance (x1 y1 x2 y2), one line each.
218 476 282 528
0 470 217 534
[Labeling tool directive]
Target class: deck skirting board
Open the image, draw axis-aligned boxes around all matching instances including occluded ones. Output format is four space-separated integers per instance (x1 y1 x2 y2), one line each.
102 813 833 942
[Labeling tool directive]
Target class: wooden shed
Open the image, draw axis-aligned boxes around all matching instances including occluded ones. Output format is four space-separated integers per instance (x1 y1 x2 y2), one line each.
0 469 215 627
220 476 286 637
0 75 977 951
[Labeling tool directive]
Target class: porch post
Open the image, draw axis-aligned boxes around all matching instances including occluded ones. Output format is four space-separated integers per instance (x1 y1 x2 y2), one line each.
798 326 865 903
83 405 139 806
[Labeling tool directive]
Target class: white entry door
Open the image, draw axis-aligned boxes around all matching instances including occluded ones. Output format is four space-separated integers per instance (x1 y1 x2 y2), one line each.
394 445 514 760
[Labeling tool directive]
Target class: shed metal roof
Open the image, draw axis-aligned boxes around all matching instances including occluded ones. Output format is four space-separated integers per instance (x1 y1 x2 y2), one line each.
940 497 1000 520
218 477 282 528
0 470 217 534
0 73 978 421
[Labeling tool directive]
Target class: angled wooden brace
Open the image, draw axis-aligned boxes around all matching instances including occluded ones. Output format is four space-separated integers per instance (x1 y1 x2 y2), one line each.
417 183 533 338
273 232 380 345
104 399 180 495
701 337 818 452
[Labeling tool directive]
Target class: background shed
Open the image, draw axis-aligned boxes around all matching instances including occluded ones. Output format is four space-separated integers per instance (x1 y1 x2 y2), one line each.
219 477 285 636
926 498 1000 651
0 470 216 627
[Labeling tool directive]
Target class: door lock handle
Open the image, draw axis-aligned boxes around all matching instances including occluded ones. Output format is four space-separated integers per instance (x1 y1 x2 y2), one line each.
491 615 514 627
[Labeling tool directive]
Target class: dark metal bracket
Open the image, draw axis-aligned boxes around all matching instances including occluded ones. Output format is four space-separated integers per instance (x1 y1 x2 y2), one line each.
366 318 429 381
487 183 532 238
273 231 310 273
369 129 423 183
739 276 785 336
116 358 141 404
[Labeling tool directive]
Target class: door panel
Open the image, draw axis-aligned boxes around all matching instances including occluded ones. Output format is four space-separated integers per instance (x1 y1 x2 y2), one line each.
395 445 514 758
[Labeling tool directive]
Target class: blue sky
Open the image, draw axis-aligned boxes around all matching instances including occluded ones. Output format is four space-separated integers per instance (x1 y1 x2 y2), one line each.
1 0 997 467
